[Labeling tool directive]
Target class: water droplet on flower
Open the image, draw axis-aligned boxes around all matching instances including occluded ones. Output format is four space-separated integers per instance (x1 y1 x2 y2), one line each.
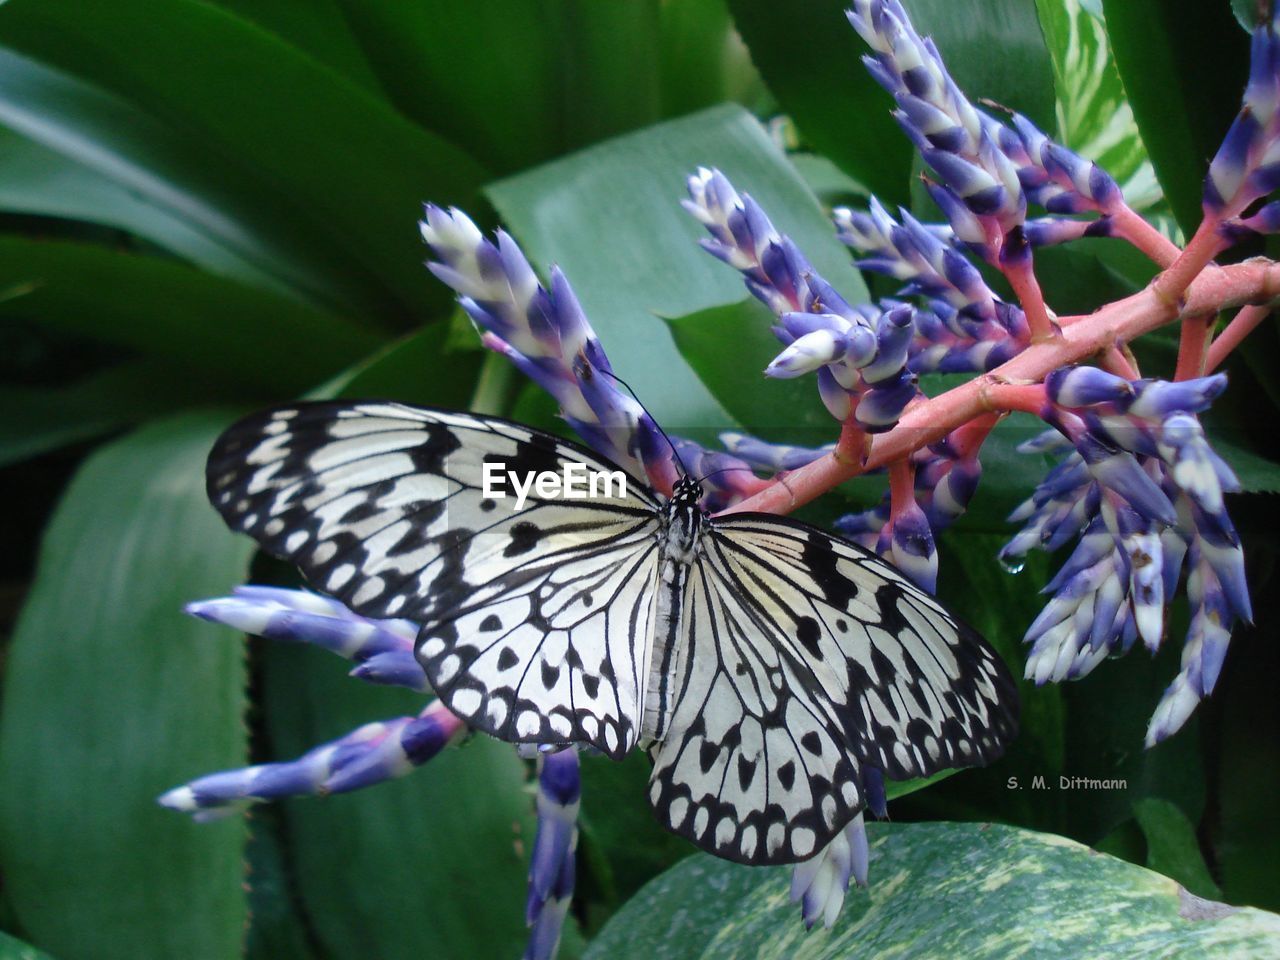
999 554 1025 575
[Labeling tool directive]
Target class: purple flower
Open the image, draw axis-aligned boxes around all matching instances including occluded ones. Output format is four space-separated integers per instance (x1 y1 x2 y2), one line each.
1205 7 1280 216
525 750 580 960
158 700 466 820
1006 370 1250 740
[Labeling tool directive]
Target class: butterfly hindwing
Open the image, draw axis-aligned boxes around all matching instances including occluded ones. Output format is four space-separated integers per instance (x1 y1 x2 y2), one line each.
206 401 662 757
648 512 1018 865
647 542 865 865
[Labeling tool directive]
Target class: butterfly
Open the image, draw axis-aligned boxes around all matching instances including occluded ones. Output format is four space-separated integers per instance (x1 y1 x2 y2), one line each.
206 401 1018 865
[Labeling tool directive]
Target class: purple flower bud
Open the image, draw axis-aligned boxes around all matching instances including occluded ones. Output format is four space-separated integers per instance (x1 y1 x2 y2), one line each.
1046 366 1134 408
349 651 431 692
883 500 938 593
1126 375 1228 419
790 814 867 929
767 329 849 378
720 433 833 472
525 749 580 960
158 702 466 818
185 587 416 663
1075 434 1178 526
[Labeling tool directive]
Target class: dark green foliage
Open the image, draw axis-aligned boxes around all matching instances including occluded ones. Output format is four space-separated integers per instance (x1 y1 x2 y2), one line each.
1 2 1278 957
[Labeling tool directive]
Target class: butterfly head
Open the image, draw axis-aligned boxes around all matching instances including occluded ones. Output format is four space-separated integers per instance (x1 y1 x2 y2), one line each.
671 474 704 508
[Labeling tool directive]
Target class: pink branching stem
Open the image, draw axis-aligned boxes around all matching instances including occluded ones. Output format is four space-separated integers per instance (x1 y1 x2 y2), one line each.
1110 204 1181 268
1174 312 1216 381
719 256 1280 518
1207 303 1275 371
1001 254 1058 343
980 383 1048 416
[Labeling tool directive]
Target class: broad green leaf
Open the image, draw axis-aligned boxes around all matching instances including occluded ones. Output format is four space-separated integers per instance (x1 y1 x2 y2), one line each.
1102 0 1250 236
1133 797 1222 899
334 0 670 176
726 0 913 204
487 104 867 437
0 0 490 323
664 299 830 446
585 822 1280 959
0 359 239 468
315 320 482 408
659 0 766 119
1034 0 1160 209
210 0 384 93
0 124 288 294
0 413 253 960
0 237 383 393
0 932 58 960
261 645 537 960
244 808 321 960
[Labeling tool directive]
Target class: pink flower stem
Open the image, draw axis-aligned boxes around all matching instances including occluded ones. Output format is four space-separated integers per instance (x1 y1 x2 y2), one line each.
951 413 1000 459
1001 253 1058 343
719 256 1280 518
1100 344 1141 379
1110 204 1181 268
835 416 868 464
888 459 916 521
1207 303 1275 371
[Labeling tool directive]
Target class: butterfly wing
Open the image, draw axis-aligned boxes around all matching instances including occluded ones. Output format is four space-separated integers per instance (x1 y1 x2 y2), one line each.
647 512 1017 865
206 401 663 757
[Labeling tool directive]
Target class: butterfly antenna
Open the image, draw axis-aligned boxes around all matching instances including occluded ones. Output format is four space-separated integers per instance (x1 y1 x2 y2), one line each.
599 368 691 479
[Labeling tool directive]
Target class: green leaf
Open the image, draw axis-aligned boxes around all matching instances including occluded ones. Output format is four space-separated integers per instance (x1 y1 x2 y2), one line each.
1102 0 1250 236
260 645 537 960
1212 437 1280 495
659 0 766 119
1133 797 1223 899
0 124 289 293
1034 0 1160 208
334 0 675 176
316 321 482 408
0 412 253 960
664 299 830 445
726 0 913 204
0 0 490 322
0 237 383 393
0 359 239 468
209 0 384 93
0 932 59 960
584 822 1280 959
487 103 867 436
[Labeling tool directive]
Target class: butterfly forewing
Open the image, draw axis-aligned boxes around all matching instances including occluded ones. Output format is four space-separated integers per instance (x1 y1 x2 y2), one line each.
206 401 662 757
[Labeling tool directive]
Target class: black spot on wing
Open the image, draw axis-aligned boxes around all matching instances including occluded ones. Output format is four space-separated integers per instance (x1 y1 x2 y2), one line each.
504 521 543 558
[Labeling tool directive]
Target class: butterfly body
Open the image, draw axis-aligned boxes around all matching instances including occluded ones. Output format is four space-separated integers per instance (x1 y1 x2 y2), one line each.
206 401 1018 866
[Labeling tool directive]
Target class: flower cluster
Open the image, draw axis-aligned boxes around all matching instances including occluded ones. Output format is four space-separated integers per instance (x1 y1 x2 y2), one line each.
847 0 1122 265
421 204 763 511
685 166 920 433
162 587 577 960
1000 369 1250 744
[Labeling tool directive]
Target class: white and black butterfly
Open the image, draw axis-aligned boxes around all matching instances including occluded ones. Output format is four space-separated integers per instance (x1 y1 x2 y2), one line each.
206 401 1017 865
